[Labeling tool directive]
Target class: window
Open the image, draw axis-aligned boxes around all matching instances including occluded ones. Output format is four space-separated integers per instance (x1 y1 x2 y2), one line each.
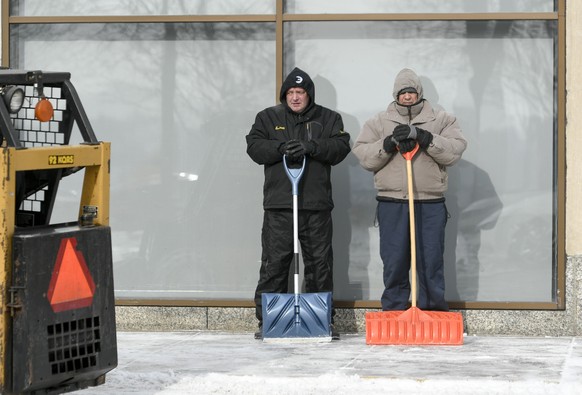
5 0 564 308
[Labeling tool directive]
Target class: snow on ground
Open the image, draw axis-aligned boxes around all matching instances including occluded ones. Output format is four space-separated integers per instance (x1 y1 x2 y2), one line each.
78 332 582 395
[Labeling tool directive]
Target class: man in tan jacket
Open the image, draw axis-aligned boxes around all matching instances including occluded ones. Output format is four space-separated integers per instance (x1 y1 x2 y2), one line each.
353 68 467 311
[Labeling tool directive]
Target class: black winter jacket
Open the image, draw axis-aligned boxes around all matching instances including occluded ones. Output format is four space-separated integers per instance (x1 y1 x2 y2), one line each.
246 100 350 210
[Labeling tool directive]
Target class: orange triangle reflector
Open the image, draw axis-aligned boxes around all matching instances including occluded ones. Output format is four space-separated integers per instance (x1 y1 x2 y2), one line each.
47 237 96 313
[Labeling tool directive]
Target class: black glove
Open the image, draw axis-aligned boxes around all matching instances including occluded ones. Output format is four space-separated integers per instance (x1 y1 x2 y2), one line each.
278 140 301 156
394 124 433 149
416 128 433 149
398 138 417 153
383 136 397 153
286 140 316 160
392 124 417 142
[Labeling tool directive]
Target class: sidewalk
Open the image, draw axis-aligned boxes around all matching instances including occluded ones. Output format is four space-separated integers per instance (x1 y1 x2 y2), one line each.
78 331 581 395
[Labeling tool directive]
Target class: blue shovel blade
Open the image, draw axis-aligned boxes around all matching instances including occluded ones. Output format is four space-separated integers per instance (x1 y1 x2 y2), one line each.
262 292 332 339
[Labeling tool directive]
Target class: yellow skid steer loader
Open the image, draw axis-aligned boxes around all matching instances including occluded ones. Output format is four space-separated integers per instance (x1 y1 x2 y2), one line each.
0 69 117 394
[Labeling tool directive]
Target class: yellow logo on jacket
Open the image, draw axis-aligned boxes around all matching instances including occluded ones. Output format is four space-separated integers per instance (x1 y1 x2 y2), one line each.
275 126 285 131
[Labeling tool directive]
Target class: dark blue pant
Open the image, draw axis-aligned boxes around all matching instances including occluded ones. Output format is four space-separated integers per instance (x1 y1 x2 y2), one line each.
377 200 449 311
254 209 334 323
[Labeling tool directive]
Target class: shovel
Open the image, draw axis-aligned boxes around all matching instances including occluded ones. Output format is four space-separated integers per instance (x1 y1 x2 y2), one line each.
261 155 333 342
366 143 464 345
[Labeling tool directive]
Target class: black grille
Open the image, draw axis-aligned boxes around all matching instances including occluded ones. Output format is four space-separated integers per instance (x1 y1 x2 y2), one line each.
47 317 102 375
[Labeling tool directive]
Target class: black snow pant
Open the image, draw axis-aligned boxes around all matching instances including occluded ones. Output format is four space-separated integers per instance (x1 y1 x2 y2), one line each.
254 208 334 325
377 199 449 312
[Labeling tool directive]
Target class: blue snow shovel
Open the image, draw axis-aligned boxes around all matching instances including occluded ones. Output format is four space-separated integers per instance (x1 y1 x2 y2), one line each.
261 155 333 342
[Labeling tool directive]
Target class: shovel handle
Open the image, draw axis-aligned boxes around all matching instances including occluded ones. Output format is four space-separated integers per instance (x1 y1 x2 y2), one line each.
401 143 420 161
283 155 306 196
283 155 306 293
402 143 419 307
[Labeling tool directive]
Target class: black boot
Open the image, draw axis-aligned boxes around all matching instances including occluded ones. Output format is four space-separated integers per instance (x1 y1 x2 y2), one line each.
331 324 340 341
254 323 263 340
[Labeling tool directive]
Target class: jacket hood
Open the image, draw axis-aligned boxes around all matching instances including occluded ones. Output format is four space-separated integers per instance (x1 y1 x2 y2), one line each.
279 67 315 105
392 68 424 102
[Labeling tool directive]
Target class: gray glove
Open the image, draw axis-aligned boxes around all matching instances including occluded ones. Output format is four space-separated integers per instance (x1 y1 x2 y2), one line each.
392 124 417 142
383 136 397 153
398 138 417 153
416 128 433 149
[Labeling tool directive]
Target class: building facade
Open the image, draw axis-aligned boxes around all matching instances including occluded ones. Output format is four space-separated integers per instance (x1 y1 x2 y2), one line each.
1 0 580 335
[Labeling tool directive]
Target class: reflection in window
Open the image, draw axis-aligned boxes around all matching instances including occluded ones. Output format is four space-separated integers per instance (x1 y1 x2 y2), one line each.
285 20 556 302
11 22 276 299
8 16 559 304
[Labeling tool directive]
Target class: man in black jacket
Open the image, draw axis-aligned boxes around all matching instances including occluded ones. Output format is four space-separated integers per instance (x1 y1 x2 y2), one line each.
246 67 350 339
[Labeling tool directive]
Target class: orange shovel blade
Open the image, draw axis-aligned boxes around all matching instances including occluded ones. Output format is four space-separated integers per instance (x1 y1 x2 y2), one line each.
365 307 464 345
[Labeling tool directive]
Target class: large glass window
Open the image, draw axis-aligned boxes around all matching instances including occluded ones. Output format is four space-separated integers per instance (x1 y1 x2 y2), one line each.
10 22 275 299
285 20 557 302
7 4 561 306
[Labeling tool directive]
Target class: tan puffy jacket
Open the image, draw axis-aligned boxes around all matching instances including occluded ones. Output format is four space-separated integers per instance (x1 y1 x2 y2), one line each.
353 69 467 200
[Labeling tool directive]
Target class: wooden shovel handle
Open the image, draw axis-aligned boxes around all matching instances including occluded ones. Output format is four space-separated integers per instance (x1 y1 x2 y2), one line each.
403 143 419 307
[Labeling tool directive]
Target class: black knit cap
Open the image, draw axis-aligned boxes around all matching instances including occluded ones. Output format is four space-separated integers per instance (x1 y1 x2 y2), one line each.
279 67 315 103
398 87 418 96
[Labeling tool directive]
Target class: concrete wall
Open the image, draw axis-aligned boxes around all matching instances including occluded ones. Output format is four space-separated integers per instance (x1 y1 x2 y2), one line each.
566 0 582 256
563 0 582 337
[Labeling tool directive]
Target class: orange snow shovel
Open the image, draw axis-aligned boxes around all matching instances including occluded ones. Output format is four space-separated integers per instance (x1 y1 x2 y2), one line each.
366 143 464 345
